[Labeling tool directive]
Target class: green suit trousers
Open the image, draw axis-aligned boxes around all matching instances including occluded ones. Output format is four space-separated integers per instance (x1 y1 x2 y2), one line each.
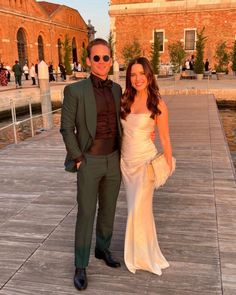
75 150 121 268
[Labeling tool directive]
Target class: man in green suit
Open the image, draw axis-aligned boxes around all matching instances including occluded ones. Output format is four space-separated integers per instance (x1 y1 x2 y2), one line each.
60 39 122 291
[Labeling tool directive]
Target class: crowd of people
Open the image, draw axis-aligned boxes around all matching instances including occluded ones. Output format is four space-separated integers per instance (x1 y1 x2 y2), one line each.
0 60 83 88
183 54 211 72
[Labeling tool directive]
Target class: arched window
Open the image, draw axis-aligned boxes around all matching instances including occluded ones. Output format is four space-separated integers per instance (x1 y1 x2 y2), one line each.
17 28 28 67
38 35 44 61
58 38 62 64
72 37 77 63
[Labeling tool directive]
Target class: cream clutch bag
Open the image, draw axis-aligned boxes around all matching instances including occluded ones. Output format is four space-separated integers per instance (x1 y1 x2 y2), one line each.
148 153 176 189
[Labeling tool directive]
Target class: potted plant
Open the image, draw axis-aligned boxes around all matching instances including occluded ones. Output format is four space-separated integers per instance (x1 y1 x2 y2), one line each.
122 39 141 68
63 34 73 80
108 31 115 75
150 34 161 77
231 40 236 75
215 41 229 79
80 46 88 72
194 27 207 80
168 41 186 80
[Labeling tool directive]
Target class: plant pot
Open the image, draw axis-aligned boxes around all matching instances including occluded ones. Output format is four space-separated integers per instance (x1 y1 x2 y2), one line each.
174 73 181 81
216 72 225 80
66 74 73 82
196 73 203 80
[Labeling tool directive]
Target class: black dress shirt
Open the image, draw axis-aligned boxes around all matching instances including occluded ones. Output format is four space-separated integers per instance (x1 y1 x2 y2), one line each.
77 73 118 156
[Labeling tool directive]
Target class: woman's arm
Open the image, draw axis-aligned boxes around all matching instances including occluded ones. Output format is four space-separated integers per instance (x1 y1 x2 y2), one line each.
156 99 173 171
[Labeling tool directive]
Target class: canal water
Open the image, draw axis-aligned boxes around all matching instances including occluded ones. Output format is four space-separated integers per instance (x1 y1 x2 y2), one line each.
218 107 236 171
0 108 236 172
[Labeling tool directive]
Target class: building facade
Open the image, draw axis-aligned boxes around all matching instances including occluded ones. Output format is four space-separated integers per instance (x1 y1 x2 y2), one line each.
109 0 236 69
0 0 88 68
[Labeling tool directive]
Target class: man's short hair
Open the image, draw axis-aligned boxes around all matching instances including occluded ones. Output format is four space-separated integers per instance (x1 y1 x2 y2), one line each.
86 38 111 58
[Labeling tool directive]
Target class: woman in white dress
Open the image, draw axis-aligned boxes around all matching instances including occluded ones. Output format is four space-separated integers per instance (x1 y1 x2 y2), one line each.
120 57 173 275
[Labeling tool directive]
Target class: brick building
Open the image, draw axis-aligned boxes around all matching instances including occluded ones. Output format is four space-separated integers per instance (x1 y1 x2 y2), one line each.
109 0 236 69
0 0 88 68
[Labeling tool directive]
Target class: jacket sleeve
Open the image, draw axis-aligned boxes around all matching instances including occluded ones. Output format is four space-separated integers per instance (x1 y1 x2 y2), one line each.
60 84 82 160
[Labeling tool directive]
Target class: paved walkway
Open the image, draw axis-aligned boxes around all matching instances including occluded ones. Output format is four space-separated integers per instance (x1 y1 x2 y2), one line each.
0 94 235 294
0 75 236 115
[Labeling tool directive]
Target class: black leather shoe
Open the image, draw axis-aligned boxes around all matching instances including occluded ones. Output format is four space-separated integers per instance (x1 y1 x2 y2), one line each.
74 268 87 291
95 248 121 268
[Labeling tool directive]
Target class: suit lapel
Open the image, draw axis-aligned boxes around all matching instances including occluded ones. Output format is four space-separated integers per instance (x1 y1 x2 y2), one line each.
84 78 97 139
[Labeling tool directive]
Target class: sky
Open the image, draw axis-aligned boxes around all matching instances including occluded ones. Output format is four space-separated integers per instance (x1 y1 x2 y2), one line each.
37 0 110 39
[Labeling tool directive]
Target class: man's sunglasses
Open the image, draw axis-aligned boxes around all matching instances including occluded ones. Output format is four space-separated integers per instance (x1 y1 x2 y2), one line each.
92 55 110 62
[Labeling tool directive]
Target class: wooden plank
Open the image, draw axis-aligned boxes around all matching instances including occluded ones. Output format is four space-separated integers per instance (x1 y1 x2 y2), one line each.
0 94 235 294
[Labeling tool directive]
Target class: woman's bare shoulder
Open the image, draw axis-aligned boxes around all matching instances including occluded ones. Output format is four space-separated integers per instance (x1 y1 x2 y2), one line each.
158 98 168 112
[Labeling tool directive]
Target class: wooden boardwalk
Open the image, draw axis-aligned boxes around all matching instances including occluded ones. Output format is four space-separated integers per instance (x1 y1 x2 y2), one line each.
0 94 235 295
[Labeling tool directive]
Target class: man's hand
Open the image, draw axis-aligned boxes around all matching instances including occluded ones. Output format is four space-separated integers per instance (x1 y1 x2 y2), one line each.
76 161 82 169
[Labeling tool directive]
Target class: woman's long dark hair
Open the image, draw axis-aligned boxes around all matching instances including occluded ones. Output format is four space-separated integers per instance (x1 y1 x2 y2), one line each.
121 57 162 120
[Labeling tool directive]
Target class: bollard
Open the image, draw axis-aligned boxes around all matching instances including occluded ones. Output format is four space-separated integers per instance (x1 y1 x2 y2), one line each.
113 60 119 83
38 61 53 130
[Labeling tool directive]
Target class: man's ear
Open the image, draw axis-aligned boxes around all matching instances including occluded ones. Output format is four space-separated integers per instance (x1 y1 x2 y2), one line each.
109 57 113 67
86 57 91 67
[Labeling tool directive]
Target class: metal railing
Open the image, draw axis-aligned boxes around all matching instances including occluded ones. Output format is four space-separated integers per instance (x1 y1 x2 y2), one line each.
0 96 61 145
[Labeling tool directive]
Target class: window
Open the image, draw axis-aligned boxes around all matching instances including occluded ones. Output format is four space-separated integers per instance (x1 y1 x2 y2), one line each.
17 28 28 67
38 35 44 61
154 31 164 52
185 29 196 50
72 37 77 63
58 39 63 64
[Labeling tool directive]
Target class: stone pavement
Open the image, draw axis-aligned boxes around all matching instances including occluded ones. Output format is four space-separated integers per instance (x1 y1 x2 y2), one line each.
0 75 235 116
0 93 236 295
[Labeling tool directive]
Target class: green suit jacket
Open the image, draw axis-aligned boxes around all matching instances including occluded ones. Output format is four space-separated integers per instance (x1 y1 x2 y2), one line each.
60 77 122 172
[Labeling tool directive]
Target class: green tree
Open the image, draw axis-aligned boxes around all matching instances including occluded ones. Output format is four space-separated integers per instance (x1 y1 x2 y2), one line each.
80 46 88 72
168 41 186 73
108 31 115 74
122 39 141 68
215 41 229 72
231 40 236 74
150 34 161 75
194 27 207 74
63 34 72 75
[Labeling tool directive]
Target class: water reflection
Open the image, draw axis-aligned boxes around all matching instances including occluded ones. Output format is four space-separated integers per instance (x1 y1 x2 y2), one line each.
0 112 61 149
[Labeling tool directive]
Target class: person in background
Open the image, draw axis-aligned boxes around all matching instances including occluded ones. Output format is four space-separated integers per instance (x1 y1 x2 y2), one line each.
48 62 55 82
23 63 29 80
189 55 195 71
59 63 66 81
204 59 210 72
0 63 8 86
35 60 38 76
29 63 36 85
5 63 11 82
77 61 82 72
12 60 22 88
34 60 39 85
60 38 122 291
185 59 190 71
73 61 78 72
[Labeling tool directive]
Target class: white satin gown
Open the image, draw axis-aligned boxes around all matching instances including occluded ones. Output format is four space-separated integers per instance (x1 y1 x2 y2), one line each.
120 113 169 275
